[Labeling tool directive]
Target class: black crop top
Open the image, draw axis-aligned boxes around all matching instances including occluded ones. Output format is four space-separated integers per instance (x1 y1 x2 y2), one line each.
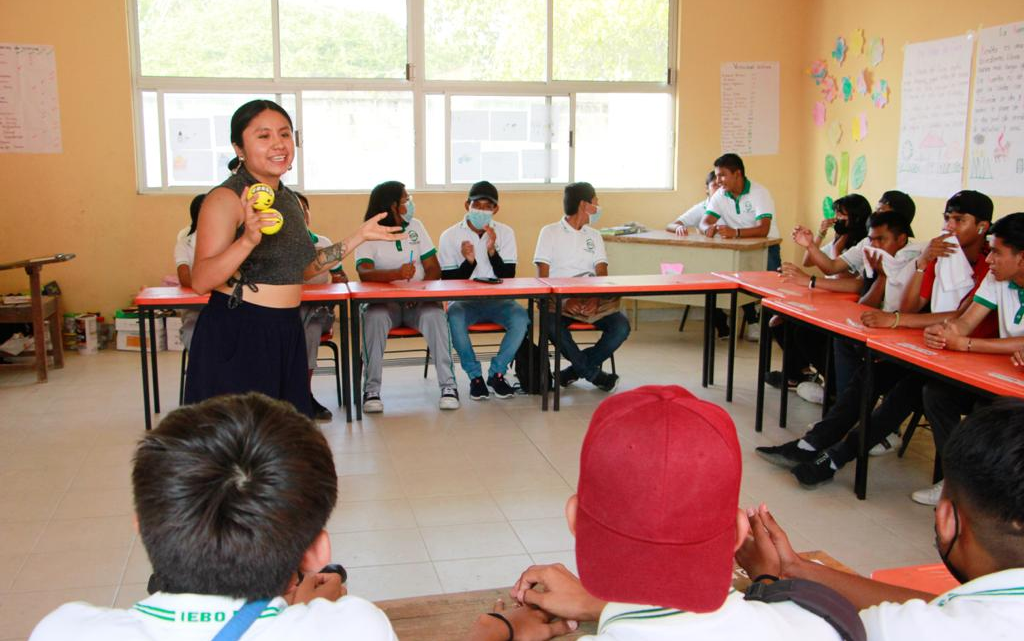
218 167 316 288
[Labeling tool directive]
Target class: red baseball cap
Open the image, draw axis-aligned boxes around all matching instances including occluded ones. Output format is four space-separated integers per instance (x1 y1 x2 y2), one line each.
574 385 741 613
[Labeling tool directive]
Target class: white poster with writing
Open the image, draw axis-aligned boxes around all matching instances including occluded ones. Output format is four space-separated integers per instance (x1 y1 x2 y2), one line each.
0 43 62 153
720 62 779 156
896 35 973 197
968 22 1024 197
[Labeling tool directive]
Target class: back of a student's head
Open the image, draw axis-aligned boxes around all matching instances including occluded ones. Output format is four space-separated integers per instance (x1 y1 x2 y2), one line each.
879 190 916 220
942 398 1024 569
563 181 596 216
868 209 912 241
572 385 740 613
133 393 338 600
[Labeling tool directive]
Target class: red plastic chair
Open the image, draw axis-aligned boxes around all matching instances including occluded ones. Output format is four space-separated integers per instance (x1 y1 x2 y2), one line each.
562 322 616 374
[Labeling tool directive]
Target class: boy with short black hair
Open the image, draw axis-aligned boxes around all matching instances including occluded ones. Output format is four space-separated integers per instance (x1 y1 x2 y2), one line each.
30 393 397 641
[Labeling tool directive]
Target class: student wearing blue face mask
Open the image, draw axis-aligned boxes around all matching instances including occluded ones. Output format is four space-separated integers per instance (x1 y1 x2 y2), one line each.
354 181 459 413
534 182 629 392
439 181 528 401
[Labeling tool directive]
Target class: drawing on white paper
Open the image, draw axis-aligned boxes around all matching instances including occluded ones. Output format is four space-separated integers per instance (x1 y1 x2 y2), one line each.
481 151 519 181
490 111 527 142
169 118 211 151
451 141 481 182
451 111 489 141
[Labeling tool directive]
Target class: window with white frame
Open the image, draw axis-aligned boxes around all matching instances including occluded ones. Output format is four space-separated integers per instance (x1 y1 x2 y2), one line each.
130 0 675 192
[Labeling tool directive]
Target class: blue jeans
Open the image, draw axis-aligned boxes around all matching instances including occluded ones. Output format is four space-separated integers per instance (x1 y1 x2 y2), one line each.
546 311 631 382
447 300 529 380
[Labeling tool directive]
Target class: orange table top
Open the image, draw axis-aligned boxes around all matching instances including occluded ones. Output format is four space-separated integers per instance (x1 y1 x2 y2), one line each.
763 296 923 343
712 270 840 300
541 273 736 295
868 333 1024 398
346 277 551 299
135 285 350 306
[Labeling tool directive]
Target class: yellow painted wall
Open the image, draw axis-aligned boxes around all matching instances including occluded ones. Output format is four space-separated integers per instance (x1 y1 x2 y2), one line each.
1 0 1021 316
798 0 1024 253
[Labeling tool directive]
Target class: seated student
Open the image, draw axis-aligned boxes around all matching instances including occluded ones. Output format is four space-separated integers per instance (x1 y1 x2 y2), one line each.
737 398 1024 640
759 210 923 482
472 386 845 641
296 192 345 422
534 182 629 392
915 211 1024 505
172 193 205 350
439 181 528 400
797 189 917 278
666 170 717 235
766 193 872 394
355 181 459 413
29 393 398 640
702 153 781 340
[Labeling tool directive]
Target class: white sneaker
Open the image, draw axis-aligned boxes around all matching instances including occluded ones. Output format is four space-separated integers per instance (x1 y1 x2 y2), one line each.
744 323 761 342
439 386 460 410
911 480 944 506
363 393 384 414
869 432 902 457
796 381 825 405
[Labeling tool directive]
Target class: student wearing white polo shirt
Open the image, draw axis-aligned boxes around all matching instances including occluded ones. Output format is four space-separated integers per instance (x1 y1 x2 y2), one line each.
915 211 1024 504
666 170 717 236
534 182 629 392
439 181 528 401
355 181 458 413
736 398 1024 641
29 394 398 641
172 194 204 350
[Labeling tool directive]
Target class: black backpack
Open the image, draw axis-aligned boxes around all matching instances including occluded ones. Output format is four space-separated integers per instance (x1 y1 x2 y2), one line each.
745 578 866 641
513 336 551 395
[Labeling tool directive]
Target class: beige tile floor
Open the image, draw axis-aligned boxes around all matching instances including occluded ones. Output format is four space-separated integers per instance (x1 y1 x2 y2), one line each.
0 321 944 640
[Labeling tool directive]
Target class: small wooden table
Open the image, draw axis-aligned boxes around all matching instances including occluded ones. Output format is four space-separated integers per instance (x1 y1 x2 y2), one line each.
376 551 852 641
0 253 75 382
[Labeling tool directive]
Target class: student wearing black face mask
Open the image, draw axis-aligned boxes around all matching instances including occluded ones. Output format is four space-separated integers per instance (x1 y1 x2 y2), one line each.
737 398 1024 640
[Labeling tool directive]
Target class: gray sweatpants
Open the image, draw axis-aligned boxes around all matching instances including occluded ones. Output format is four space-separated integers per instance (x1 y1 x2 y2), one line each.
361 302 456 395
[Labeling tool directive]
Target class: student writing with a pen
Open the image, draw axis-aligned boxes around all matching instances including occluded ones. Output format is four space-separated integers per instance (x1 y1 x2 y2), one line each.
354 181 459 414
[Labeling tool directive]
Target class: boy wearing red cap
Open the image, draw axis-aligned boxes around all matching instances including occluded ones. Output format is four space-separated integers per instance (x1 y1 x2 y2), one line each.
479 386 843 640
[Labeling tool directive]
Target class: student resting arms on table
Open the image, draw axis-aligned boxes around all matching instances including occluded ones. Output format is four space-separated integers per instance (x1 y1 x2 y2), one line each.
355 181 460 414
666 170 717 235
909 212 1024 505
467 386 850 641
185 99 402 417
737 399 1024 641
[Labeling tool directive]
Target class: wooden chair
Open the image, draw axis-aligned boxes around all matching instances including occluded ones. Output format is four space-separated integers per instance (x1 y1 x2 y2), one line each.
0 253 74 382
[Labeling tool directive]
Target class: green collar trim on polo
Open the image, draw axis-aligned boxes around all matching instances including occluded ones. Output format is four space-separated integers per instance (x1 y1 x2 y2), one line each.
599 607 685 633
725 179 751 214
937 586 1024 607
1010 280 1024 324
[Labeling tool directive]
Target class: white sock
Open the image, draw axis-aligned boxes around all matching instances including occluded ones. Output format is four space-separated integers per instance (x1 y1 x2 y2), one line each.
797 439 816 452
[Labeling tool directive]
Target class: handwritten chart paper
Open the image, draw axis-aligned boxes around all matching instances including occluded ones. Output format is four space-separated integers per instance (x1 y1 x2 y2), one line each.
968 22 1024 197
0 44 61 153
720 62 779 156
896 35 972 197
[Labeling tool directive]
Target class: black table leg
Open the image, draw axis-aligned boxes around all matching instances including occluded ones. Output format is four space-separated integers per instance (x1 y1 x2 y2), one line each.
339 301 352 423
727 291 737 402
754 308 771 433
553 296 562 412
854 349 874 500
350 300 362 420
540 298 549 411
779 317 790 428
707 293 717 386
701 295 710 388
149 310 161 414
822 334 835 419
527 298 535 395
138 309 152 430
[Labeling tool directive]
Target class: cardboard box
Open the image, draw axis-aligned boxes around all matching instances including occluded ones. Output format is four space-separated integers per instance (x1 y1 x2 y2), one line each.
116 319 166 352
76 314 99 355
165 316 184 351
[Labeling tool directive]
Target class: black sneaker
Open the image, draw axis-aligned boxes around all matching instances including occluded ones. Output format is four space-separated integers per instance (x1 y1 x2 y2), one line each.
755 440 819 468
311 396 333 422
592 371 619 393
791 453 836 488
469 376 490 400
559 366 580 388
765 371 799 390
487 373 515 399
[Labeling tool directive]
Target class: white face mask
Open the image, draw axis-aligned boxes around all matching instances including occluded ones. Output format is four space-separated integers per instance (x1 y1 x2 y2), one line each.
466 207 493 230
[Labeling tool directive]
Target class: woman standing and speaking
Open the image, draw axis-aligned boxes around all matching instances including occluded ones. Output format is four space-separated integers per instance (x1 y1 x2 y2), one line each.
186 99 401 416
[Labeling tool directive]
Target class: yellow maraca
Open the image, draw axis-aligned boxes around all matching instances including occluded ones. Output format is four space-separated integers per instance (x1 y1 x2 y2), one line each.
259 208 284 235
246 183 281 235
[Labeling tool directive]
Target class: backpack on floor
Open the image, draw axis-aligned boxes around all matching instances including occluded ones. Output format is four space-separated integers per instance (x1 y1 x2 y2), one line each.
513 336 551 395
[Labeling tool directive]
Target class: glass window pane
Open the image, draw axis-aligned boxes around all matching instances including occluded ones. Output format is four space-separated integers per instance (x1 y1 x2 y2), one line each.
163 93 286 187
425 95 446 185
448 96 569 185
279 0 406 78
574 93 673 189
301 91 413 190
141 91 162 188
425 0 546 81
553 0 669 81
136 0 272 78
